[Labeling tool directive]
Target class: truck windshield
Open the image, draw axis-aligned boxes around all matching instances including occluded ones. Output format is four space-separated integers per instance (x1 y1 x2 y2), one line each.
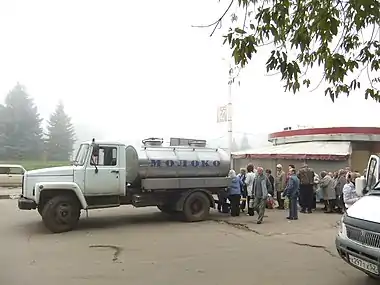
73 144 89 166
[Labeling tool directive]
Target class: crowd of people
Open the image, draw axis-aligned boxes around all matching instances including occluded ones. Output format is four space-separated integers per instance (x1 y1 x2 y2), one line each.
217 163 362 224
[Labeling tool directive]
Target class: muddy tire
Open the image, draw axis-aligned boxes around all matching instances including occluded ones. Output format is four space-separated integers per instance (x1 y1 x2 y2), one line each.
182 192 210 222
41 195 81 233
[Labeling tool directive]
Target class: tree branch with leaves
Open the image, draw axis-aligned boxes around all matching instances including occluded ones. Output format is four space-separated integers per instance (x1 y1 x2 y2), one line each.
193 0 380 101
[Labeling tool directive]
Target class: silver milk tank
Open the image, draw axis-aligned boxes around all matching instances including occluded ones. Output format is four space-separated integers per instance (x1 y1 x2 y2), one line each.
125 145 230 185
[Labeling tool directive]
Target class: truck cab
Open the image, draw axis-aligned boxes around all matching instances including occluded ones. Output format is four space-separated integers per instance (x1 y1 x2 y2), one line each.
18 141 128 232
335 154 380 278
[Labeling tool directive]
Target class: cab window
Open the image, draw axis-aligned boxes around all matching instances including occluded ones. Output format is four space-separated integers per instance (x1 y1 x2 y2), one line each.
9 167 24 175
0 167 9 175
91 146 117 166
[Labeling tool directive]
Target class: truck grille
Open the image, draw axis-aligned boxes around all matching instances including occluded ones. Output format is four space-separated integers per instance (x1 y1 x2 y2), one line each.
346 225 380 248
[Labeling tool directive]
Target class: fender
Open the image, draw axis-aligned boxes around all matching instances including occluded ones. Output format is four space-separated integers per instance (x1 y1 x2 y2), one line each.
175 189 215 211
35 182 88 209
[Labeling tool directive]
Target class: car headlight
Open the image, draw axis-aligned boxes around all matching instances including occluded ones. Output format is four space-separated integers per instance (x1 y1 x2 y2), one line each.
338 216 347 237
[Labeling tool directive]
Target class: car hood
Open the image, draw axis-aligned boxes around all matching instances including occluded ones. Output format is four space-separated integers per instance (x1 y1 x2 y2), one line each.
347 195 380 223
26 166 74 177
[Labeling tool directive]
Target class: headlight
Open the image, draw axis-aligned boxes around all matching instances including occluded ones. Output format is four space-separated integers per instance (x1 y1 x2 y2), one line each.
338 216 347 237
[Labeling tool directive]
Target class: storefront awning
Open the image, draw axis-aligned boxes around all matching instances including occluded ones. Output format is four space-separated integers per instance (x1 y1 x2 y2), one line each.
232 141 351 161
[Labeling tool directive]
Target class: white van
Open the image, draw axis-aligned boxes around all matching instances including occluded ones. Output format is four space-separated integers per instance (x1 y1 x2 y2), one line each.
335 155 380 278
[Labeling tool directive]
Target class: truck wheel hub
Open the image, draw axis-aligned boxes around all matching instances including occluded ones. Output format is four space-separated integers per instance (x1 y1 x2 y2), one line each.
190 200 202 214
57 204 71 220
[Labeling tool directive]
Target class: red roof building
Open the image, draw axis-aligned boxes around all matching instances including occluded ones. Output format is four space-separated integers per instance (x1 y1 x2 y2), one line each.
232 127 380 173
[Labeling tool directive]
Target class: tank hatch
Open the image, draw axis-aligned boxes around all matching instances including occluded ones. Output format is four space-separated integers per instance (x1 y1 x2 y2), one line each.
188 140 207 147
142 137 164 147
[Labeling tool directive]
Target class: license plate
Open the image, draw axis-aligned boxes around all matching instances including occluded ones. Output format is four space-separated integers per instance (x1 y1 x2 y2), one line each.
349 255 379 275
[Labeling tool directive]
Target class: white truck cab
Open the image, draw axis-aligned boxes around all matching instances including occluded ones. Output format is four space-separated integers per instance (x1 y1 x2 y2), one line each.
336 154 380 279
18 138 230 233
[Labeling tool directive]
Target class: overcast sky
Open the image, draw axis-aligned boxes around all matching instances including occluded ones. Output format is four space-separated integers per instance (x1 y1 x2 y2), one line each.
0 0 379 146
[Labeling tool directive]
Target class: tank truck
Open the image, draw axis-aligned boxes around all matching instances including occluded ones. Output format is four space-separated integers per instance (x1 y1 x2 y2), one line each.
18 138 231 233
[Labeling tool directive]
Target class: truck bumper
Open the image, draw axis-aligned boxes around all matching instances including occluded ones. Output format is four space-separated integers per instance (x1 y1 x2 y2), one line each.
336 233 380 278
18 196 37 210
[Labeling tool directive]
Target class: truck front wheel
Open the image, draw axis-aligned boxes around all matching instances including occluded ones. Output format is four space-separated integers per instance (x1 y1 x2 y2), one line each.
182 192 210 222
41 195 81 233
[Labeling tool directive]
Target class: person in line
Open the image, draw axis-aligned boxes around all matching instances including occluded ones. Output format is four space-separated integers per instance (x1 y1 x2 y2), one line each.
265 169 275 209
343 172 360 209
237 168 247 212
297 164 315 213
283 168 300 220
285 164 296 185
265 169 275 196
334 169 346 213
227 169 243 217
217 188 228 213
245 164 256 216
252 167 272 224
313 172 320 210
319 171 336 213
275 164 286 209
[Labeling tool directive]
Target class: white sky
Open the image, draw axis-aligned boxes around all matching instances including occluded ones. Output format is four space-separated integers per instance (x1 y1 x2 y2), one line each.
0 0 379 145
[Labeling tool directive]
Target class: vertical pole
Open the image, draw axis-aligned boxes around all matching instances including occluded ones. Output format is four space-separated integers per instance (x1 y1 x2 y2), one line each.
227 64 233 169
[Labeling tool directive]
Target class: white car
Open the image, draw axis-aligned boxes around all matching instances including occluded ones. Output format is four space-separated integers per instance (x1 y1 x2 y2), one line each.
0 164 26 187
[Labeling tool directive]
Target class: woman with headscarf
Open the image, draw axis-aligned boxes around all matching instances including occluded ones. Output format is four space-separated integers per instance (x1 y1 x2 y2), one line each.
227 169 243 217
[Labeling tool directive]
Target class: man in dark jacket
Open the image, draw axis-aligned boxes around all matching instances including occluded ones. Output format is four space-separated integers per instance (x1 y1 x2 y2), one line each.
297 164 315 213
284 168 300 220
265 169 275 196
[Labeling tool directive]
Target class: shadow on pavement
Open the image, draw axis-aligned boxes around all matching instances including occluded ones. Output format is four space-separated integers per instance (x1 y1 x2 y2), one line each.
15 210 212 235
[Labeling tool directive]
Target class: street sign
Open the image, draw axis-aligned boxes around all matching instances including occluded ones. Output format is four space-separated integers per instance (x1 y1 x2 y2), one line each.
217 105 228 123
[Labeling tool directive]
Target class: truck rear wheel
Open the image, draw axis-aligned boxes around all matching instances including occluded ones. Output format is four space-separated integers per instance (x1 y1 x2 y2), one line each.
182 192 210 222
41 195 81 233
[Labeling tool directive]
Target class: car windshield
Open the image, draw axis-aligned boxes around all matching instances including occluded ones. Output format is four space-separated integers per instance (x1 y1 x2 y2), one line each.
74 144 89 166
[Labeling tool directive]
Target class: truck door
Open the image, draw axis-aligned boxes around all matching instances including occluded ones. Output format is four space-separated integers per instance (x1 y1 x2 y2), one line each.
84 145 121 196
365 155 380 191
0 167 10 187
8 166 25 187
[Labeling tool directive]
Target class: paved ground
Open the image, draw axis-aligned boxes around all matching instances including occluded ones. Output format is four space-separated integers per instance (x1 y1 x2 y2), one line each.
0 186 20 199
0 199 378 285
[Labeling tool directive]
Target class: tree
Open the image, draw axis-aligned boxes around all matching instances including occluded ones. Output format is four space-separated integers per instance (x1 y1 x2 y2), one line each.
231 138 239 151
45 102 76 161
0 83 44 160
194 0 380 101
240 133 251 150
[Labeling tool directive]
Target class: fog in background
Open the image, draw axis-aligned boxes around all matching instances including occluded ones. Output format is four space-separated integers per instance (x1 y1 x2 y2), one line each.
0 0 379 150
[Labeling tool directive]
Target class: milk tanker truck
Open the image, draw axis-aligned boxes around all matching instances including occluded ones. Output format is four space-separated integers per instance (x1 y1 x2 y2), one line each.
18 138 231 233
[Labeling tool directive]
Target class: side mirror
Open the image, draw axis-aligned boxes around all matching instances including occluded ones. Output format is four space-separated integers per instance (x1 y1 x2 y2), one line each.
355 176 366 196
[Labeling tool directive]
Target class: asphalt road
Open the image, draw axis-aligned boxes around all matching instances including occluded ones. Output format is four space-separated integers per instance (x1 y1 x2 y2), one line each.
0 200 378 285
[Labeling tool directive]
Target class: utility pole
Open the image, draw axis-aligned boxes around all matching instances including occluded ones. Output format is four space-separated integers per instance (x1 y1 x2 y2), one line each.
227 63 233 169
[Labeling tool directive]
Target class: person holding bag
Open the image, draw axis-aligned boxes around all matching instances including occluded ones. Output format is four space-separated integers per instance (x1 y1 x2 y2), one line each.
245 164 256 216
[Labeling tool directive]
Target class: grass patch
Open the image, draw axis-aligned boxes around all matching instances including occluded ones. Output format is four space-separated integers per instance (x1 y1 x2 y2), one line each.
0 161 70 170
